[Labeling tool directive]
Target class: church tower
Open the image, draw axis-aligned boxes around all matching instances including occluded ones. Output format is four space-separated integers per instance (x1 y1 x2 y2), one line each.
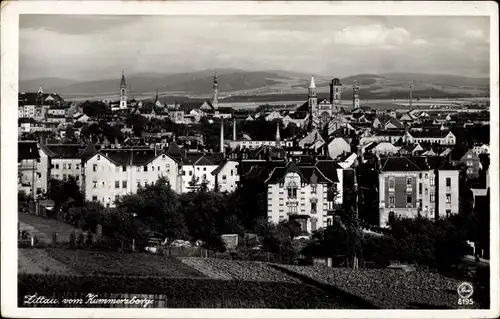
212 73 219 109
275 122 281 148
308 75 318 117
36 86 44 106
352 80 360 109
120 70 127 109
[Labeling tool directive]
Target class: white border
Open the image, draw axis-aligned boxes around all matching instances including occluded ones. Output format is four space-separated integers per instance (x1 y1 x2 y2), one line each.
1 1 499 318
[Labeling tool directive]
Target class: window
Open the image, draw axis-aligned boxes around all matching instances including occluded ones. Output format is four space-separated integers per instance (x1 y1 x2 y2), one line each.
446 193 451 204
406 194 412 205
144 180 148 186
389 195 395 205
430 176 435 186
93 180 97 188
152 166 154 171
92 196 98 202
143 166 148 172
136 180 141 187
311 185 317 194
467 161 473 167
55 164 60 169
162 155 166 160
76 175 79 181
62 163 66 169
388 177 395 191
430 208 435 215
468 154 472 158
115 166 120 172
115 195 120 202
202 174 207 180
76 164 80 170
189 171 193 176
63 174 67 181
203 167 206 171
122 180 127 188
446 177 451 187
419 173 422 179
122 166 127 172
166 164 170 170
287 181 298 199
97 155 100 160
430 192 435 202
311 202 317 213
327 219 332 226
446 209 451 217
425 173 428 179
115 181 120 188
424 205 428 213
425 188 428 195
68 163 72 170
419 183 422 195
158 166 160 171
222 174 227 180
137 166 141 172
406 177 412 186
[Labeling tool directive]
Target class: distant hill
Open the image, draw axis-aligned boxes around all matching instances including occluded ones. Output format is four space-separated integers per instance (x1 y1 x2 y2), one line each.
19 70 489 101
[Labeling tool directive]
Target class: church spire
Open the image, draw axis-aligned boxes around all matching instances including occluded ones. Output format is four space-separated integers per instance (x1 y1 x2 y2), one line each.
309 75 316 89
38 86 43 94
120 70 127 109
275 122 281 148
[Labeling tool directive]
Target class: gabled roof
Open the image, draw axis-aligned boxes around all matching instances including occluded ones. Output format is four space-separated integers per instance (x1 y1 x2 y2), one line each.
379 157 422 172
385 117 404 129
45 144 83 159
265 160 335 184
93 149 177 166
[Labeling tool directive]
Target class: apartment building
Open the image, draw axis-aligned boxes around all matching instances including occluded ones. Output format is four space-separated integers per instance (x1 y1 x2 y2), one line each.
378 156 459 227
39 144 85 185
83 148 181 207
264 160 341 234
180 153 224 193
212 160 240 192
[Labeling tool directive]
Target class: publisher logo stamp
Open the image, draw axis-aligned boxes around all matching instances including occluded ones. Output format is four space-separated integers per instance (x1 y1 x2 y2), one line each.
457 282 474 305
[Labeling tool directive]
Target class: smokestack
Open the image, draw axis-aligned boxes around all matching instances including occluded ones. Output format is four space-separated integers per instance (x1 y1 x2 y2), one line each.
233 117 236 141
220 120 224 154
409 82 413 108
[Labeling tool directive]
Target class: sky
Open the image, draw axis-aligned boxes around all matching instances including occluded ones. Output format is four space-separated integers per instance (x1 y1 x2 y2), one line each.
19 15 490 81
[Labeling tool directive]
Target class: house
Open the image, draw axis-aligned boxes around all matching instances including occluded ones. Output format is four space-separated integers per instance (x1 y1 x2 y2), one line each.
371 142 400 156
327 137 351 160
405 130 456 145
450 147 481 177
211 160 240 192
40 144 86 186
18 141 48 196
83 148 181 207
384 117 404 130
180 153 224 193
265 160 340 234
298 129 325 151
378 156 460 227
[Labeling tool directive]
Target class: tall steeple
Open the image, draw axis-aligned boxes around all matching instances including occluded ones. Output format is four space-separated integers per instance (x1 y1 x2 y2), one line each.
120 70 127 109
212 72 219 109
352 80 360 109
38 86 43 94
36 86 44 105
308 75 318 123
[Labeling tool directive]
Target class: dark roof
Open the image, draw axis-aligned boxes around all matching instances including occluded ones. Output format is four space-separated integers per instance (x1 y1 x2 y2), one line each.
265 161 335 184
315 160 341 183
449 147 469 161
80 142 99 161
96 149 176 166
290 102 309 119
380 157 423 172
18 141 40 162
385 117 404 129
380 156 457 172
44 144 83 159
409 130 451 138
376 130 405 137
18 92 64 106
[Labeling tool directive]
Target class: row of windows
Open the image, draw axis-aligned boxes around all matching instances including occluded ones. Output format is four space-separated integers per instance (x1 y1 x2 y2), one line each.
92 164 171 173
52 174 79 182
388 192 451 205
52 163 80 170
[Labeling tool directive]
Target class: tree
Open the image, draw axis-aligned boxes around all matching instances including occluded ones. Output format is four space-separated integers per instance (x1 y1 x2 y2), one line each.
82 100 110 118
46 176 84 218
115 177 188 240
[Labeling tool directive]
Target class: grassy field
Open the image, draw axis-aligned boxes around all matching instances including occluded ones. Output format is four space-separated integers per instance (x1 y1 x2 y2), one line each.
18 213 88 243
18 249 76 275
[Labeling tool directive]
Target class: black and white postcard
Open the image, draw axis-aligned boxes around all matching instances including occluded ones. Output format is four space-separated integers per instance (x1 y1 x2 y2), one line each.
1 1 498 318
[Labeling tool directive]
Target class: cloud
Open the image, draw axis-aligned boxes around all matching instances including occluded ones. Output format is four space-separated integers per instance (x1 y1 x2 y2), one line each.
19 15 490 80
332 24 411 46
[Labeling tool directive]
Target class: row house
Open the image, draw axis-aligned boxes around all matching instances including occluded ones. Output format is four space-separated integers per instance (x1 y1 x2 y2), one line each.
378 156 459 227
264 160 341 234
180 153 224 193
405 130 456 145
83 148 182 207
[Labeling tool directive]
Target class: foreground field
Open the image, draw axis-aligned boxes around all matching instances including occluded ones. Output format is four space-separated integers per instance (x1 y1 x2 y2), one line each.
179 257 300 283
18 274 363 309
22 248 206 277
18 213 87 243
277 265 471 309
18 249 76 275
